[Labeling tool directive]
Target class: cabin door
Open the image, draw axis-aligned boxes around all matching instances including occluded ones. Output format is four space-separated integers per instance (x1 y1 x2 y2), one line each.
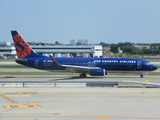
35 60 39 67
137 61 141 68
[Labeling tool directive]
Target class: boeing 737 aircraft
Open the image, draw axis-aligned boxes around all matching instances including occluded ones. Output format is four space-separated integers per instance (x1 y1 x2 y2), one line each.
11 31 158 78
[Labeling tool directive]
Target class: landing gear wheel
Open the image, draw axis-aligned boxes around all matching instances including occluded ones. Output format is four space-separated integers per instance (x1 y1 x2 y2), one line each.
79 74 83 78
79 73 86 78
140 74 143 78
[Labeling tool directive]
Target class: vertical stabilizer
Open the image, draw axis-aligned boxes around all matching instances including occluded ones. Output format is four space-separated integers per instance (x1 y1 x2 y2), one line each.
11 31 41 58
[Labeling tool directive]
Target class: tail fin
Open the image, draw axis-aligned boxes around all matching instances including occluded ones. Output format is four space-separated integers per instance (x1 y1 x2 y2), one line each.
11 31 41 58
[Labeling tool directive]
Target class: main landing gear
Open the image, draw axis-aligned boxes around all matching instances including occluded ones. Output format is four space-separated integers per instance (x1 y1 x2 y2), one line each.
140 74 143 78
79 73 86 78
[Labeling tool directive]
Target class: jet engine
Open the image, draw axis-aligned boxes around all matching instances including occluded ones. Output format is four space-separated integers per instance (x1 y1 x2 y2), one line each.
89 68 105 76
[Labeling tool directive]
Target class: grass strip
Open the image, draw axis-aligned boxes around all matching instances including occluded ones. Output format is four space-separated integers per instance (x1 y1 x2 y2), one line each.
0 65 27 68
0 72 77 75
0 72 159 75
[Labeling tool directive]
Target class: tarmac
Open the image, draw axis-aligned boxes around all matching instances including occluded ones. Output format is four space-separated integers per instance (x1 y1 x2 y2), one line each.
0 75 160 120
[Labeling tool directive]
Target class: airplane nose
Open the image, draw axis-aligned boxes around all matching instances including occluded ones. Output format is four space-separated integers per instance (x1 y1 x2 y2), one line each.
151 64 158 70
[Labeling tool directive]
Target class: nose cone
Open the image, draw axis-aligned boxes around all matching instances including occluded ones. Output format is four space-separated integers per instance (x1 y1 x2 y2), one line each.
151 64 158 71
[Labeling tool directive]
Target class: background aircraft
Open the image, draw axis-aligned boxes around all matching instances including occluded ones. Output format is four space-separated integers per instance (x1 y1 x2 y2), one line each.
11 31 158 78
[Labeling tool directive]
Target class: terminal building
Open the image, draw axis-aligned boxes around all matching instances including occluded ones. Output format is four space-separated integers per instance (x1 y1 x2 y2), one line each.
0 45 103 58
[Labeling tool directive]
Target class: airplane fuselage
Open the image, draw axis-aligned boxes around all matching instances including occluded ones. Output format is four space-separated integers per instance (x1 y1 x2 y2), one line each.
16 57 157 74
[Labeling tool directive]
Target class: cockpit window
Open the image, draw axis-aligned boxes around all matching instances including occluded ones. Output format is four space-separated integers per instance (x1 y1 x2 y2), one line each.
145 62 151 66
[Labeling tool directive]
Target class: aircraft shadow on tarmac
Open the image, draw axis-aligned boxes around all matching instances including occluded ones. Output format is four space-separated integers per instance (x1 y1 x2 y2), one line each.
48 75 146 81
0 75 152 81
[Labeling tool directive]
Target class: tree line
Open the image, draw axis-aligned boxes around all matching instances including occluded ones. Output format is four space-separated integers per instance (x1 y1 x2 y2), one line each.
100 42 160 55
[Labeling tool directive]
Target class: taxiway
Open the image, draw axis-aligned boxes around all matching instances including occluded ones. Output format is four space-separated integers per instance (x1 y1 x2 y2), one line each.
0 75 160 120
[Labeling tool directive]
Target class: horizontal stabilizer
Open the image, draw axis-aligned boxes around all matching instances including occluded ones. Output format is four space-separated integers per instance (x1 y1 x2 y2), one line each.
15 59 28 62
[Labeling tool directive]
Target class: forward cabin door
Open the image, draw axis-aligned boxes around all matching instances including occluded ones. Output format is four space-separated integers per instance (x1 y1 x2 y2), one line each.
35 60 39 67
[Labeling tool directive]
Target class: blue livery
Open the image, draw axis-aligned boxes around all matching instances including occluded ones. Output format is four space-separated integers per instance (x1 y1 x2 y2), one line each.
11 31 158 78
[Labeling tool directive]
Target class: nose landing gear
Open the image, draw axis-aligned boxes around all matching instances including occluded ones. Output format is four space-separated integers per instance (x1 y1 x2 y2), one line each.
140 74 143 78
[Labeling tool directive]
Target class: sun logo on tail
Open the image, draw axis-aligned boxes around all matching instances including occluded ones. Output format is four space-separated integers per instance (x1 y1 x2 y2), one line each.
13 34 31 58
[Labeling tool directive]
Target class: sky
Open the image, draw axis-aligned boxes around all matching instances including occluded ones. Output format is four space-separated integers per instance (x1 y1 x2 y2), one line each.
1 0 160 44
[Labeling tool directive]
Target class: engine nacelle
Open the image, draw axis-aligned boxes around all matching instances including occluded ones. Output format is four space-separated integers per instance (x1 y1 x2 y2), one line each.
90 68 105 76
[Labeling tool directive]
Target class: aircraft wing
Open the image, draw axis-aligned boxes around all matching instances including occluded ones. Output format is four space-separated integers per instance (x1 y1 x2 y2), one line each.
122 80 160 86
50 55 101 72
61 64 101 73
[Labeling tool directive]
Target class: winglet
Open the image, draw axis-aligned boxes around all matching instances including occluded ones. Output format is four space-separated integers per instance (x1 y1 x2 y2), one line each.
50 55 61 66
70 54 73 58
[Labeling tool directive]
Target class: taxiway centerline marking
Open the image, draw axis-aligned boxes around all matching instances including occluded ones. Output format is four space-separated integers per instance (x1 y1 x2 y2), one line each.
0 93 17 104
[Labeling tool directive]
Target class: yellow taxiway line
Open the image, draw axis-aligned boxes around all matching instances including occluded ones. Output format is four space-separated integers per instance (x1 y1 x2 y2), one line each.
0 93 17 104
0 93 41 109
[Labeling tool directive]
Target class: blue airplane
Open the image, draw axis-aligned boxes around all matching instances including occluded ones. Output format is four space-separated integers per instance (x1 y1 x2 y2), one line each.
11 31 158 78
